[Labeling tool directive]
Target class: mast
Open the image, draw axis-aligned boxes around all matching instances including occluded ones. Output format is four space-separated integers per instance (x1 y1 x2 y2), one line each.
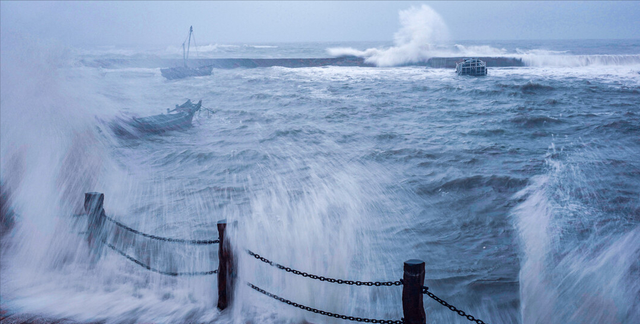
186 26 193 63
182 43 186 67
182 26 193 67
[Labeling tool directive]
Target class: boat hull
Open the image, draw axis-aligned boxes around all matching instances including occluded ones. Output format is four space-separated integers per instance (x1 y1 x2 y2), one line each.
110 100 202 138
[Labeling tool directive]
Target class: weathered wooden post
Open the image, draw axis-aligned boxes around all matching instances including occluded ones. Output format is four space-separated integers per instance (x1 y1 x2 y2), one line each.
84 192 106 250
402 259 426 324
217 219 235 310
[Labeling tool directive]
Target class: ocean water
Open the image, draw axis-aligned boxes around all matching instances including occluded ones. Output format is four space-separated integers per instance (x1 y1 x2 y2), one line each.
1 37 639 324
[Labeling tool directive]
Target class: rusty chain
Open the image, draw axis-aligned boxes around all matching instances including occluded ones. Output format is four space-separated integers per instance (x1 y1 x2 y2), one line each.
247 250 402 286
248 283 403 324
422 286 486 324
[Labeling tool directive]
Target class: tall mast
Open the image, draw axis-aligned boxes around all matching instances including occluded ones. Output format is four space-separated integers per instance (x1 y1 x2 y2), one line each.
186 26 193 63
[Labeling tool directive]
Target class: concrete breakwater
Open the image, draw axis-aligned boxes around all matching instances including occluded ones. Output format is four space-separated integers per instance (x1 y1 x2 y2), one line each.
82 56 524 69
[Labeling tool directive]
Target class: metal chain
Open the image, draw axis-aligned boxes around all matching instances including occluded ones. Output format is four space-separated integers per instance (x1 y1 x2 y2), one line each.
248 283 403 324
422 286 486 324
102 214 219 245
247 250 402 287
102 240 218 276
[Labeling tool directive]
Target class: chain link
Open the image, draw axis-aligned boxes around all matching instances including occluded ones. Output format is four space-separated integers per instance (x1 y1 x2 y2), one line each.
102 214 219 245
422 286 486 324
247 250 402 286
248 283 403 324
103 240 218 276
97 215 484 322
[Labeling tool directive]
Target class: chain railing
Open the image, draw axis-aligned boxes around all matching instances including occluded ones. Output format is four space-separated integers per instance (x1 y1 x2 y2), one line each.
102 240 218 276
248 250 402 286
248 283 403 324
82 192 489 323
81 193 219 277
102 214 219 245
422 286 486 324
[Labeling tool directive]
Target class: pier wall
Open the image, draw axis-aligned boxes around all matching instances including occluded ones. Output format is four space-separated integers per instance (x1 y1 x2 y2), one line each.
83 56 524 69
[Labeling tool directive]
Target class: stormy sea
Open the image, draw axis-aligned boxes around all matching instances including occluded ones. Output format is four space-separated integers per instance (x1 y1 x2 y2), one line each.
1 33 639 324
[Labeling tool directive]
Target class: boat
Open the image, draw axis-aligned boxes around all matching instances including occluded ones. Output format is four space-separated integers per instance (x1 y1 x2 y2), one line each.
161 26 213 80
131 99 202 133
455 58 487 76
110 100 202 137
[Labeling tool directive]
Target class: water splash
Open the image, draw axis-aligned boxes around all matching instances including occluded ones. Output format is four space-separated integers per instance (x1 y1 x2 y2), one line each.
513 146 640 324
327 7 640 68
327 5 450 66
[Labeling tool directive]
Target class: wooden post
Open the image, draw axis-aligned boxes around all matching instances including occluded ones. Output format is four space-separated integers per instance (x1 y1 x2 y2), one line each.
217 219 235 310
402 259 426 324
84 192 105 250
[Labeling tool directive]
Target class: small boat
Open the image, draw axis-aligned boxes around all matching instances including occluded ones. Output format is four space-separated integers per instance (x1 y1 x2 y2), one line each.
455 58 487 76
111 100 202 137
161 26 213 80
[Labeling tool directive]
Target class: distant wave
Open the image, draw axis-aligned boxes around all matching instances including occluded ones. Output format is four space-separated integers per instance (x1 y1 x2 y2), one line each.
329 45 640 67
453 44 508 56
164 44 239 54
517 54 640 67
163 43 277 56
326 5 640 68
327 4 450 67
79 47 141 57
515 48 570 55
249 45 278 49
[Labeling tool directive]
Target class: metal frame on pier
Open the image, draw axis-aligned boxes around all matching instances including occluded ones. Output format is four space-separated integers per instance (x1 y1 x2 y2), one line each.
455 58 488 76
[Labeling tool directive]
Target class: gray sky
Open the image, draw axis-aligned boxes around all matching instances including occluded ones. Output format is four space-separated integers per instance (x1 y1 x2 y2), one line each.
1 1 639 47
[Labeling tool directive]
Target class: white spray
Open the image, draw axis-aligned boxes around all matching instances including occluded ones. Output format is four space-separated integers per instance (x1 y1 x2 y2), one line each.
513 147 640 324
327 5 450 67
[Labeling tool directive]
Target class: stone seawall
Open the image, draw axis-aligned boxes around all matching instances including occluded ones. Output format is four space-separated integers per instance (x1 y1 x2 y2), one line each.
82 56 525 69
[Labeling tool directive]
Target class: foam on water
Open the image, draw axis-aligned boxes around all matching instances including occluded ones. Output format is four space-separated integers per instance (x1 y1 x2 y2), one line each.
517 54 640 67
514 145 640 324
1 27 639 324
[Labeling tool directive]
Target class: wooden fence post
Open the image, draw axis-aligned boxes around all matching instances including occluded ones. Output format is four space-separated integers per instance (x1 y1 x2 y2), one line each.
84 192 106 250
402 259 426 324
217 219 235 310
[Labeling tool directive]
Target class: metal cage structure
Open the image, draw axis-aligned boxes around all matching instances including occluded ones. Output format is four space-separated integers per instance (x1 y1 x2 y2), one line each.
455 58 488 76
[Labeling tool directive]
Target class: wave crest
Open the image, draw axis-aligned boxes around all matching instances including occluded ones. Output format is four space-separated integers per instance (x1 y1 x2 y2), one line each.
327 5 449 66
520 54 640 67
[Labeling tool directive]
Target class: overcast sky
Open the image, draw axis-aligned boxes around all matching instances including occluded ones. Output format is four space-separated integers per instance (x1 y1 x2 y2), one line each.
2 1 639 47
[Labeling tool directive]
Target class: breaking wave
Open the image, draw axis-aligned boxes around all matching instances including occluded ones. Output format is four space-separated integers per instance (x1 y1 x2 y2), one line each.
518 54 640 67
327 5 450 66
452 44 508 57
327 6 640 68
514 148 640 324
